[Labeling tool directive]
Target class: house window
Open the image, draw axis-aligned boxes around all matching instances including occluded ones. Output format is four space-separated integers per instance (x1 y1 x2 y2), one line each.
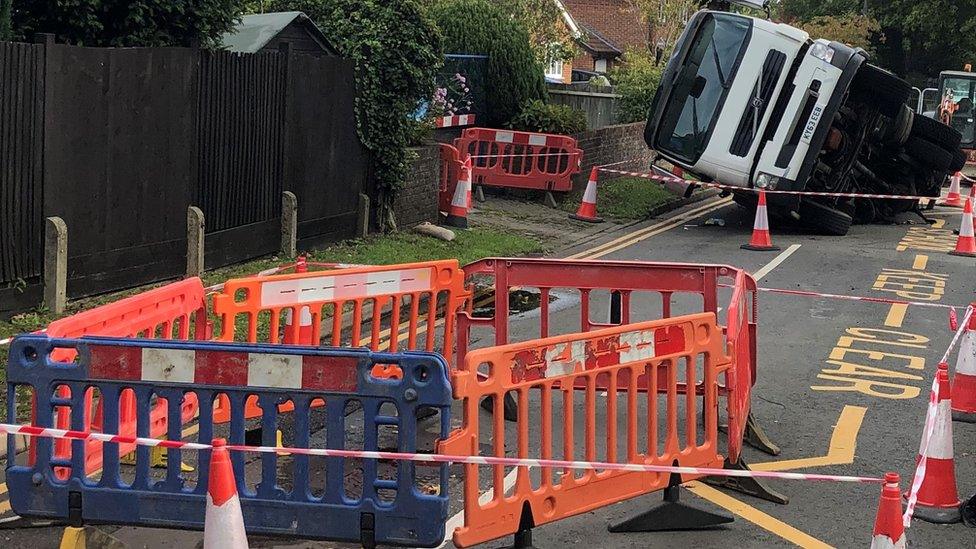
594 58 608 73
546 57 565 79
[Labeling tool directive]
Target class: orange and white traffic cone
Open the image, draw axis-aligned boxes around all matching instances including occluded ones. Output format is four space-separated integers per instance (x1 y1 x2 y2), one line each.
908 362 961 524
952 305 976 422
871 472 905 549
949 198 976 257
569 167 604 223
204 439 248 549
741 190 780 251
942 172 965 208
282 256 314 345
443 160 470 229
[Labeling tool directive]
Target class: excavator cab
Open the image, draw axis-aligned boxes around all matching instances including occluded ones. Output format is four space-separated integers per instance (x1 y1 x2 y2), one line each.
938 67 976 169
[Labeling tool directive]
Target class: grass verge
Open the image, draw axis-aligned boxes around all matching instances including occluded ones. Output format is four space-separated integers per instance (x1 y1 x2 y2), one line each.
561 176 677 220
0 227 542 412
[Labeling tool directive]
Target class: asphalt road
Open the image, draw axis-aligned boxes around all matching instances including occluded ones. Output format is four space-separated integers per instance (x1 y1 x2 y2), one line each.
2 195 975 548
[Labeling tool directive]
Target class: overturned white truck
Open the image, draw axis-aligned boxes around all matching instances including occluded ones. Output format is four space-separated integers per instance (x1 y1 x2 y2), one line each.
645 7 966 235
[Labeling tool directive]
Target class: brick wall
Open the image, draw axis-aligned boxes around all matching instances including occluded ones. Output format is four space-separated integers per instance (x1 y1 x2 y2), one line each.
394 144 440 228
572 121 653 191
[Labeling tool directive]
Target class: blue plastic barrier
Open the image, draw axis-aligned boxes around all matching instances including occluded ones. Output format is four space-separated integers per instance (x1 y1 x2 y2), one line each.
5 335 452 547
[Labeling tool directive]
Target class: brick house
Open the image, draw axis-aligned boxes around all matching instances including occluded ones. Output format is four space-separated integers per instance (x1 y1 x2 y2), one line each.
549 0 650 83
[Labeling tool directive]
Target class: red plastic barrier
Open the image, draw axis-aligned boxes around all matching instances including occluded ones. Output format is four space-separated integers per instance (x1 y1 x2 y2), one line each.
32 278 208 476
455 128 582 192
457 258 759 462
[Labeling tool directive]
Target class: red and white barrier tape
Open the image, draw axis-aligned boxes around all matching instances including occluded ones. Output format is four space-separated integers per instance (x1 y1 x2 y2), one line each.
599 167 945 202
903 305 974 527
0 423 882 484
724 285 963 311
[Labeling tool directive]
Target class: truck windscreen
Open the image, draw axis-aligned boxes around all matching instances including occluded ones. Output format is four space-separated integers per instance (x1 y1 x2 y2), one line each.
655 13 751 163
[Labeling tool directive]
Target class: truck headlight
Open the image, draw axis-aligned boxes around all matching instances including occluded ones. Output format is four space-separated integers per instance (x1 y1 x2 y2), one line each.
756 173 780 190
809 42 835 64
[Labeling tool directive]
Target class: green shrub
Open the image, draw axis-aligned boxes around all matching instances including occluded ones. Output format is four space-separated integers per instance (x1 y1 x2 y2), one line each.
611 50 664 124
507 100 587 135
267 0 443 231
430 0 546 127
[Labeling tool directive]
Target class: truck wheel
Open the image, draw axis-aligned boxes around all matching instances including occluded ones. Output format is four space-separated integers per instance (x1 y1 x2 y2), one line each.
852 64 911 118
884 104 913 146
798 199 853 236
950 148 967 173
904 136 953 172
911 113 963 149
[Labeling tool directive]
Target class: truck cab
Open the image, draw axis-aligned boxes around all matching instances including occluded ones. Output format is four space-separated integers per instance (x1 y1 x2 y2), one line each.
646 10 965 235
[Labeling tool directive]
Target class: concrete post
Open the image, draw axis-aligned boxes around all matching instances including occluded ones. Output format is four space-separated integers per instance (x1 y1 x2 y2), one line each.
186 206 205 278
281 191 298 257
43 216 67 314
357 193 370 239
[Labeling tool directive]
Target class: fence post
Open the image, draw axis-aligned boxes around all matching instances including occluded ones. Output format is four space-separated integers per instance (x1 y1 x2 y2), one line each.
281 190 298 257
44 216 67 314
187 206 205 278
357 193 370 238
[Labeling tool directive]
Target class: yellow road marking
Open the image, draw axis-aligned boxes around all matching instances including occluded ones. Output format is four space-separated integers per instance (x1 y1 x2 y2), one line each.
884 303 908 328
686 482 833 549
751 405 866 472
912 254 929 270
565 198 732 260
933 218 946 229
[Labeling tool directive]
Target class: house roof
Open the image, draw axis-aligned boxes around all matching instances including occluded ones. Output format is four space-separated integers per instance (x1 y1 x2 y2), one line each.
220 11 338 54
577 23 622 57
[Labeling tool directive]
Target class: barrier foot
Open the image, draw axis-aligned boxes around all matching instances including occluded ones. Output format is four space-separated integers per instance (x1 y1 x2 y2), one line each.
503 502 537 548
480 392 519 422
962 492 976 527
608 468 733 533
704 457 789 504
476 185 486 203
544 191 558 209
744 412 781 456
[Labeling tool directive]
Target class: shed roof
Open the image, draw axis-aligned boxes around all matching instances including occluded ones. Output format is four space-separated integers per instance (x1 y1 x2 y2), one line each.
221 11 338 54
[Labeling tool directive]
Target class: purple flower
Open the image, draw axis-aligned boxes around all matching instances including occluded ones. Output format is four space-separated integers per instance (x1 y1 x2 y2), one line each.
455 73 467 84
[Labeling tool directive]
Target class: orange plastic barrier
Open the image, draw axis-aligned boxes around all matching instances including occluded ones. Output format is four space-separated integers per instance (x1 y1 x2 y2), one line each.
455 128 582 192
32 278 208 476
210 260 470 420
458 258 758 463
439 142 464 214
439 314 727 547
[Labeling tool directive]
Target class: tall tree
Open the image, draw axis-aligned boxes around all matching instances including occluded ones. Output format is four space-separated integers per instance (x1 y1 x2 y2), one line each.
0 0 12 41
10 0 244 47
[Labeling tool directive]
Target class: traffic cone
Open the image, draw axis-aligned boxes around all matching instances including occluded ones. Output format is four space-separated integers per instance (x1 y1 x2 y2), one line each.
952 305 976 422
948 198 976 257
871 472 905 549
942 172 964 208
569 167 604 223
741 190 780 251
282 256 314 345
907 362 961 524
443 161 470 229
204 439 248 549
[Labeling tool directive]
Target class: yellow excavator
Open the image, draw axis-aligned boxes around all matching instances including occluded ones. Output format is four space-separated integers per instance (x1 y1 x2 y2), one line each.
921 65 976 175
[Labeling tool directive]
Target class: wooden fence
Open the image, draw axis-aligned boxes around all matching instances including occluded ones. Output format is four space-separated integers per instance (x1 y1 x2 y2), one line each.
0 37 367 316
547 83 621 130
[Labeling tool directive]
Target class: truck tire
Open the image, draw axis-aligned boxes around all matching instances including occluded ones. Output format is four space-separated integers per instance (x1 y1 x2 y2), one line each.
911 113 963 149
884 104 913 146
852 64 911 118
904 136 954 172
950 148 967 173
798 199 853 236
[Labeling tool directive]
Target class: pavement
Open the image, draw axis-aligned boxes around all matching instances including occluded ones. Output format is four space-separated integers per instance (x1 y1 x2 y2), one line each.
1 194 975 548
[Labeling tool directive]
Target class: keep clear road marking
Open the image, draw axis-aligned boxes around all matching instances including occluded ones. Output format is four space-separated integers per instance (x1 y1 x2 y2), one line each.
751 405 866 472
